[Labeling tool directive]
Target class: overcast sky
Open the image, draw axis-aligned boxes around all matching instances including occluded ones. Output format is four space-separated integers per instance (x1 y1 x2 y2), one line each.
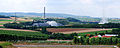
0 0 120 18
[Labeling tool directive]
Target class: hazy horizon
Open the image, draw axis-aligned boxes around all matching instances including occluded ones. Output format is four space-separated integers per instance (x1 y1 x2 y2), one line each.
0 0 120 18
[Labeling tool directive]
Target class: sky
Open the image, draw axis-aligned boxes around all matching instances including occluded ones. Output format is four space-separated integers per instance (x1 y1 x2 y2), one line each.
0 0 120 18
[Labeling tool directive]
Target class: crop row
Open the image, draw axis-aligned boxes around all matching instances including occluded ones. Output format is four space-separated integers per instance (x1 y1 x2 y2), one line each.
0 30 49 40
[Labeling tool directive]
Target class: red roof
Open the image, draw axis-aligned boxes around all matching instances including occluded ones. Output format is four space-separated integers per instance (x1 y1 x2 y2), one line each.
102 35 112 38
90 35 112 39
89 36 99 39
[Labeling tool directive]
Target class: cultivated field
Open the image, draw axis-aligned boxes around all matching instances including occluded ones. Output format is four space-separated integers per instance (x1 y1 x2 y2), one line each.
0 28 112 34
19 47 113 48
0 25 3 26
0 28 38 32
15 45 115 48
0 18 33 26
47 28 112 34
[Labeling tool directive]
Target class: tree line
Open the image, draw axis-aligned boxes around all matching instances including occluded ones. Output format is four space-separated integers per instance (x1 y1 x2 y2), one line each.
0 15 10 18
73 36 120 45
0 30 49 41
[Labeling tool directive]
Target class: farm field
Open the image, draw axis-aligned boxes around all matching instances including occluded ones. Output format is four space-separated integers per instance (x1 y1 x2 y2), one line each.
0 28 38 32
0 42 16 48
19 47 113 48
0 18 13 26
0 30 42 36
15 45 115 48
0 20 13 25
0 30 48 40
0 25 3 26
47 28 112 34
78 30 112 36
0 20 12 22
0 18 33 25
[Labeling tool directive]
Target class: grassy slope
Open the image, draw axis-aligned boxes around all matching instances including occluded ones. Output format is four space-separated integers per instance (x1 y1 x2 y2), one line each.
0 20 12 25
0 23 5 25
78 30 112 36
0 20 12 22
0 30 48 37
0 42 12 48
0 29 112 36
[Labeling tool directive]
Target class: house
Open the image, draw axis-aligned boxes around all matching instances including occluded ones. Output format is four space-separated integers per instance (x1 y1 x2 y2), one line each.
89 34 117 39
105 34 118 36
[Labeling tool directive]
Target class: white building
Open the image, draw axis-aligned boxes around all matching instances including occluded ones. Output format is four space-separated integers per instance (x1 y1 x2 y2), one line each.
33 23 50 27
105 34 118 36
46 21 63 26
32 21 63 27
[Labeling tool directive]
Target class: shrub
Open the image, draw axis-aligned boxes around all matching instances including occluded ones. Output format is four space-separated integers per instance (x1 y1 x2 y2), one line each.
4 23 23 29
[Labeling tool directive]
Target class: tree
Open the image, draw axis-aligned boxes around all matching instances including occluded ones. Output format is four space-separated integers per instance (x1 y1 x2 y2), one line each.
73 36 79 44
79 36 85 44
112 28 120 34
94 37 100 45
42 27 47 32
85 37 89 45
95 33 98 35
100 37 108 44
70 33 78 39
89 37 95 44
112 38 118 45
0 15 9 18
4 23 23 29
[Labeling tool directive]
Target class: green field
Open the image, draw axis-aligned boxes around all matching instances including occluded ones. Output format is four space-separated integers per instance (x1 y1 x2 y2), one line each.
0 20 13 25
0 42 12 48
0 20 12 22
19 47 113 48
0 23 5 25
78 30 112 36
0 30 112 38
0 30 49 40
0 30 46 36
19 40 72 44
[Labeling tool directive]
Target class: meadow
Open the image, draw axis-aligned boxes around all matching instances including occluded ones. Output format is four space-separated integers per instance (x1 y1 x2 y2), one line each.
0 30 49 40
78 30 112 36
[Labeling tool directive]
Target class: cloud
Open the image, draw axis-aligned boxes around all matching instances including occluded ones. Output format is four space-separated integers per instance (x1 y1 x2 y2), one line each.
0 0 46 12
0 0 120 18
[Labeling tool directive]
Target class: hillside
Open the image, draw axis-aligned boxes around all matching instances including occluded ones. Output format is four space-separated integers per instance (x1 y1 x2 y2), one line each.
0 12 78 18
0 12 99 21
0 12 120 23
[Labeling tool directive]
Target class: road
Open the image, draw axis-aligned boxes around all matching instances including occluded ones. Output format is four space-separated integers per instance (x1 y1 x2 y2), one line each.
13 45 117 48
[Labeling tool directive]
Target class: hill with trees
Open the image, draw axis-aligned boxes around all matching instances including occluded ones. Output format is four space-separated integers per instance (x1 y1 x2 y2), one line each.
0 15 9 18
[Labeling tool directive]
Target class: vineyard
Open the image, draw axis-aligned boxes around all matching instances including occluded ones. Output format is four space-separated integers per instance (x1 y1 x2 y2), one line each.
0 30 49 41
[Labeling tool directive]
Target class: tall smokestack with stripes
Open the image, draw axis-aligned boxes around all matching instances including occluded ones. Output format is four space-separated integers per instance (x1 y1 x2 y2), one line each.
14 13 17 22
43 7 46 23
99 0 108 24
44 7 46 19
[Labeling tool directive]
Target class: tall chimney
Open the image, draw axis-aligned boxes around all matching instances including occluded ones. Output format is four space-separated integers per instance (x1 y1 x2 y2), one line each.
14 13 17 22
43 7 46 23
44 7 46 19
